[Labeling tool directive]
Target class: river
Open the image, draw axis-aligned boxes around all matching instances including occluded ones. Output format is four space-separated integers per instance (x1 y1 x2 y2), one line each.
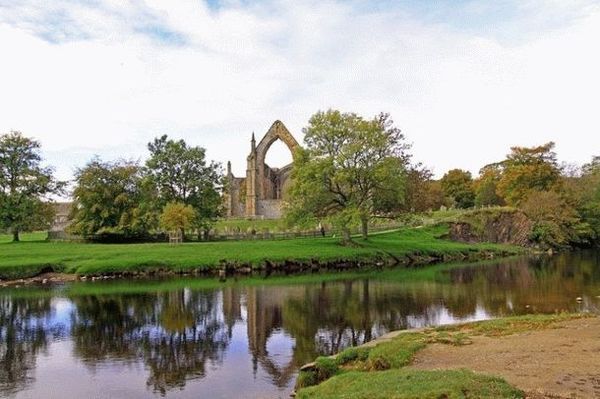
1 251 599 398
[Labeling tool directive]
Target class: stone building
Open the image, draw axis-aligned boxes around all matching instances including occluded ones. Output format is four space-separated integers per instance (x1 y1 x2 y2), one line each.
50 202 72 232
225 120 300 219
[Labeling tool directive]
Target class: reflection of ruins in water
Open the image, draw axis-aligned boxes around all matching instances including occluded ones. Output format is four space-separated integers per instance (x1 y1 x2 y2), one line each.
2 251 600 397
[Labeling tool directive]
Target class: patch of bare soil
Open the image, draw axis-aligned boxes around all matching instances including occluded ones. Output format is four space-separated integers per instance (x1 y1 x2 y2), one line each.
410 317 600 398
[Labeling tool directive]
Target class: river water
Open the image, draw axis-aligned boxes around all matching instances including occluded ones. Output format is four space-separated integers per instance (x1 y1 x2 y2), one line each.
1 251 599 398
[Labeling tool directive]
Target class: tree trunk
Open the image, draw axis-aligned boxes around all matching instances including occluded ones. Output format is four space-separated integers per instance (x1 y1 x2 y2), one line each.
12 229 19 242
360 215 368 240
341 227 352 245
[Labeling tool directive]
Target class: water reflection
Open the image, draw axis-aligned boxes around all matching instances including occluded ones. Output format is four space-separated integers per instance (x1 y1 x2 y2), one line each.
1 251 599 398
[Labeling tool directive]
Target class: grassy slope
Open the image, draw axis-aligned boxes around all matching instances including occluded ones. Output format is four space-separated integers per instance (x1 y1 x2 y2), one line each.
297 369 523 399
0 225 519 279
296 314 588 399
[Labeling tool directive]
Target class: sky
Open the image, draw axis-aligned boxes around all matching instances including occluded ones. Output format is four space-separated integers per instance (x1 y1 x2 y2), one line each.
1 0 599 189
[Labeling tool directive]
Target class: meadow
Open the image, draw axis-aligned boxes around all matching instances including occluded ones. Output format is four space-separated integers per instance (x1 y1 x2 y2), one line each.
0 224 518 279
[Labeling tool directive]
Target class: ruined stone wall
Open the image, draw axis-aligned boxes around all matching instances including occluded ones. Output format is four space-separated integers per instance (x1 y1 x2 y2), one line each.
226 120 299 219
227 177 246 217
257 199 284 219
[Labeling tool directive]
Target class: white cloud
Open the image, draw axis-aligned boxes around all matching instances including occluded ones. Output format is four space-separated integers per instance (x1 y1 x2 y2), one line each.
0 0 599 189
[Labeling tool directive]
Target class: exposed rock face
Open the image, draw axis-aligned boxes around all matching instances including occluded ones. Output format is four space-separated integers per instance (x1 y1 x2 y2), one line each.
449 208 533 247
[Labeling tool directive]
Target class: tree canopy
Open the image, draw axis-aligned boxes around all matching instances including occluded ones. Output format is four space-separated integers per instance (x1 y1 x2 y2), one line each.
440 169 475 209
0 131 64 241
146 135 223 231
285 110 410 243
496 142 561 206
474 165 504 207
159 202 197 234
69 158 154 238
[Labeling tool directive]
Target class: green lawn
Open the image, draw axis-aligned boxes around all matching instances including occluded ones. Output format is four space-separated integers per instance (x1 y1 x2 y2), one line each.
0 231 48 243
0 225 519 279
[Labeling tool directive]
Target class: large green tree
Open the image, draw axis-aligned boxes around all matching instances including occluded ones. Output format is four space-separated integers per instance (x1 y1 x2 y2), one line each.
0 131 64 241
286 110 409 243
145 135 223 233
474 164 504 207
575 156 600 242
440 169 475 209
497 142 561 206
69 158 156 238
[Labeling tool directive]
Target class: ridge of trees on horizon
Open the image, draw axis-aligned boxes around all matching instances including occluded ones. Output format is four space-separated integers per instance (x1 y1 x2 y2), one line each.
1 110 599 248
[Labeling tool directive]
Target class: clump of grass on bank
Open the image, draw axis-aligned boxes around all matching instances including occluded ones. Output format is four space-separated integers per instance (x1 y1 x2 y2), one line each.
296 313 589 398
0 224 521 280
296 369 524 399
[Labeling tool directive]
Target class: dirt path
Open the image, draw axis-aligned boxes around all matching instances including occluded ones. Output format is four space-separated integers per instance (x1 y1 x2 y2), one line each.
410 317 600 398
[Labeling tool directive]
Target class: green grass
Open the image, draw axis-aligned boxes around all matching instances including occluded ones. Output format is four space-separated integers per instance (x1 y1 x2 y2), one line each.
432 312 590 337
364 333 427 370
0 224 520 280
213 218 286 232
296 313 588 398
0 231 48 243
296 369 524 399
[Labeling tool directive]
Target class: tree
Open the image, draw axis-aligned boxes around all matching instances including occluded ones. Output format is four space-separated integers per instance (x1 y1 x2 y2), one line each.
70 158 155 238
440 169 475 209
146 136 223 234
286 110 410 244
474 164 504 207
575 156 600 243
397 164 446 213
497 142 561 206
521 190 588 248
0 131 64 241
159 202 196 236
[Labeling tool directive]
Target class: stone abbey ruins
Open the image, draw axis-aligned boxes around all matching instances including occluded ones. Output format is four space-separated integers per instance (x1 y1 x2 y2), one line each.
225 120 300 219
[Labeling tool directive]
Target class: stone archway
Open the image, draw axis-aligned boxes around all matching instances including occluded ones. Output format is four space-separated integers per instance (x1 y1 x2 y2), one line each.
255 120 300 168
245 121 300 217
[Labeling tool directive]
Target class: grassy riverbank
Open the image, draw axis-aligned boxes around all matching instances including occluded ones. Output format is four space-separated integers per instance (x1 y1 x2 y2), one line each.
0 224 520 280
296 313 589 399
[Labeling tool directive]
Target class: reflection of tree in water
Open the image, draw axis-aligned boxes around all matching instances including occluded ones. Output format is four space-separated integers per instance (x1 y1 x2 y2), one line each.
70 289 231 396
144 290 230 395
446 252 600 315
280 280 457 362
0 295 54 396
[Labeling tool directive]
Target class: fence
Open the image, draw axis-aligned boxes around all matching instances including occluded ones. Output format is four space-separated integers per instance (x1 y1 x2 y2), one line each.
47 221 407 243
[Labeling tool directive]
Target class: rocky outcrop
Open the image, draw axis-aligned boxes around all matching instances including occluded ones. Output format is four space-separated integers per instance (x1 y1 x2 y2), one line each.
449 208 533 247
